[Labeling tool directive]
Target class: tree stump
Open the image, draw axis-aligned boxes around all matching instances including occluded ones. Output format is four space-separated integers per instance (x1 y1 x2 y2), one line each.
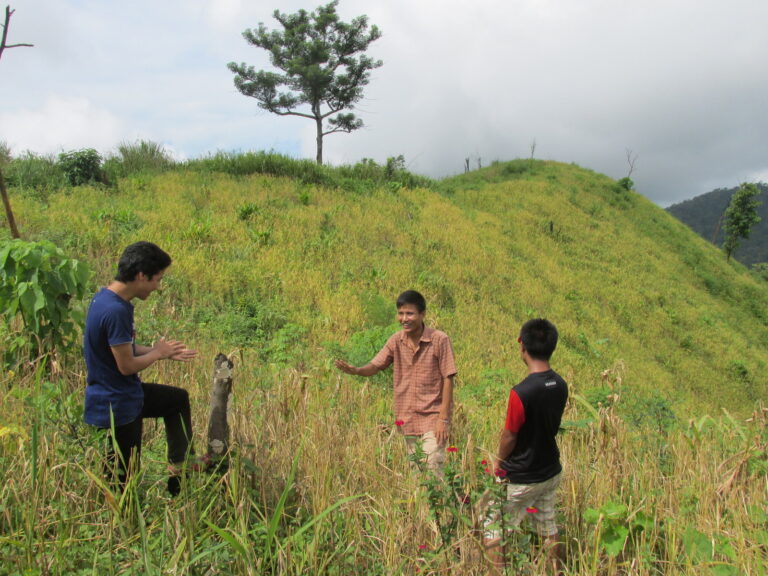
206 353 233 468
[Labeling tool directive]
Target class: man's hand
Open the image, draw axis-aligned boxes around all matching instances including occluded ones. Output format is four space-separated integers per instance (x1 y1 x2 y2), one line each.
334 359 358 375
435 419 450 446
170 347 198 362
154 338 191 360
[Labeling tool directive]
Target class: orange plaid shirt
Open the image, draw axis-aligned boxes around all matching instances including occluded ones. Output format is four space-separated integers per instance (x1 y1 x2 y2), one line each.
371 326 457 435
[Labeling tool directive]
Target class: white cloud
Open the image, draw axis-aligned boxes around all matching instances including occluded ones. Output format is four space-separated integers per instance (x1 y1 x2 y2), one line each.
1 96 122 155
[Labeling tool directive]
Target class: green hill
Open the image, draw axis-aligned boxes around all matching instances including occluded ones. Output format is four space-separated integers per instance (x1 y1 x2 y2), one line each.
667 183 768 266
7 158 768 419
2 155 767 575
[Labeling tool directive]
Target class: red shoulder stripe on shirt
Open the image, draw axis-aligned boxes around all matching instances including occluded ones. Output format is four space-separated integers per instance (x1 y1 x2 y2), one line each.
505 389 525 433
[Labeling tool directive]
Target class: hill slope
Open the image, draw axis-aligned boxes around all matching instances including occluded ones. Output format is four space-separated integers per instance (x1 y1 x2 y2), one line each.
667 183 768 265
9 159 768 419
3 158 767 575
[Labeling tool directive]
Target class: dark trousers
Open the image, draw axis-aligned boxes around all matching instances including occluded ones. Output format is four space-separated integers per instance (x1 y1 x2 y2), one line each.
105 383 194 485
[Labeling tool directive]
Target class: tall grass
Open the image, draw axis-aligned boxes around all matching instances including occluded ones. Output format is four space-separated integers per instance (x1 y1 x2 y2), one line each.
1 356 765 574
102 140 175 182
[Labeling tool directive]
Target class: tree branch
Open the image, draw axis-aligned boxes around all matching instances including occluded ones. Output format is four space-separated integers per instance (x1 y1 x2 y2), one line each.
0 5 34 62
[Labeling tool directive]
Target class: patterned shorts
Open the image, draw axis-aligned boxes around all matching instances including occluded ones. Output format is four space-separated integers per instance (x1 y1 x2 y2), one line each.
482 472 562 541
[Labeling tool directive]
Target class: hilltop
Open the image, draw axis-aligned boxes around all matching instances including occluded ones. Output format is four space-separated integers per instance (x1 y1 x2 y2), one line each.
667 183 768 266
7 156 768 421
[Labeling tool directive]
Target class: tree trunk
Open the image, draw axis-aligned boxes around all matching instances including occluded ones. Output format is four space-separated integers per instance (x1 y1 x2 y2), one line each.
0 166 20 238
315 115 323 165
207 353 234 467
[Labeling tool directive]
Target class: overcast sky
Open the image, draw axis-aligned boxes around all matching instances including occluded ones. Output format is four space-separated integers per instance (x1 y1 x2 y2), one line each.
1 0 766 206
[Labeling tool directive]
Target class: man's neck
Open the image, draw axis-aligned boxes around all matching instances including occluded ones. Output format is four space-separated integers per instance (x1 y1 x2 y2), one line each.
406 324 424 347
107 281 134 302
526 359 551 374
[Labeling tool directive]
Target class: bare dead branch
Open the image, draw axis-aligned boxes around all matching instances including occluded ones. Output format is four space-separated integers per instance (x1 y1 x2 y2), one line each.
1 6 33 61
625 148 638 178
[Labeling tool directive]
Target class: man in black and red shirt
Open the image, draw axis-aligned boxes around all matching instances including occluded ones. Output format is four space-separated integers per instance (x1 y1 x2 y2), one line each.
486 318 568 574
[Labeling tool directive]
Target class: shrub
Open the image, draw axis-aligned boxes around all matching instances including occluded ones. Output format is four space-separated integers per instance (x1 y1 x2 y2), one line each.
0 239 91 368
58 148 102 186
617 177 634 191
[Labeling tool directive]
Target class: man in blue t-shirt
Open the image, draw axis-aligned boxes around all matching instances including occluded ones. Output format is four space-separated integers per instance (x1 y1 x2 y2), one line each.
485 318 568 575
84 241 198 495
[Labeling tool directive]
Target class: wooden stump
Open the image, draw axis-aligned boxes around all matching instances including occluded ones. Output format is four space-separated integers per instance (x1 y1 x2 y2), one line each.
206 353 233 468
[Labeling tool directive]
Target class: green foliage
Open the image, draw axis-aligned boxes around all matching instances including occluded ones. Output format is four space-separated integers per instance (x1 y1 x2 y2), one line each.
667 183 768 266
723 182 762 261
227 0 382 164
267 323 308 365
185 150 430 191
3 151 67 195
95 208 144 237
412 443 468 551
617 177 634 191
58 148 103 186
236 202 260 221
0 239 90 368
682 526 739 575
340 324 395 369
0 140 11 167
584 501 654 558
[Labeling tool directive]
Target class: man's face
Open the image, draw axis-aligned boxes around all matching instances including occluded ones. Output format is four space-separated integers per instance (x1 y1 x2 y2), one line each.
397 303 425 334
135 269 165 300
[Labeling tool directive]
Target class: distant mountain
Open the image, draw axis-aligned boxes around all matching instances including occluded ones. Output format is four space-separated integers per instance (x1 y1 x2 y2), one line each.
666 183 768 266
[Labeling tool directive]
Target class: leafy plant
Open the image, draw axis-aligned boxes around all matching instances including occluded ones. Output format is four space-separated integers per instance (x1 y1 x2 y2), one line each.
0 239 90 368
411 442 467 550
58 148 103 186
584 501 654 559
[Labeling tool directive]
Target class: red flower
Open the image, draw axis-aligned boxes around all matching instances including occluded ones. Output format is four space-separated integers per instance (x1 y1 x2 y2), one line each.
494 468 507 478
418 544 427 550
447 446 458 453
484 467 491 474
481 459 488 466
395 419 404 427
526 506 539 514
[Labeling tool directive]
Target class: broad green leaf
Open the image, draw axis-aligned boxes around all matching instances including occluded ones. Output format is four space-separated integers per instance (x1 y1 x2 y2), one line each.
602 524 628 557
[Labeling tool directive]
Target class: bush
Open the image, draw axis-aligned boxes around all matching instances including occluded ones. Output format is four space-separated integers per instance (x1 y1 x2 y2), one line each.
617 177 634 191
0 239 91 368
58 148 103 186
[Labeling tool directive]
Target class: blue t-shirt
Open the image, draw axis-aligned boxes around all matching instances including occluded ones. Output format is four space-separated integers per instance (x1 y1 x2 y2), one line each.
83 287 143 427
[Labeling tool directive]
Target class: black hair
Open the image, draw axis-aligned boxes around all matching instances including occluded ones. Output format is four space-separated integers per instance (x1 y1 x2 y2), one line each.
519 318 558 361
115 241 172 282
396 289 427 312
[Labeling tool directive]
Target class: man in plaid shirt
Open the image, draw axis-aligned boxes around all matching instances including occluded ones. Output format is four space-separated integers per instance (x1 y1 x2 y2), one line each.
335 290 457 474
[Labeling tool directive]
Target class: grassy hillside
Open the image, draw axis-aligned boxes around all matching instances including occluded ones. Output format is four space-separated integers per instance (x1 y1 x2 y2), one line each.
1 157 766 574
10 157 767 417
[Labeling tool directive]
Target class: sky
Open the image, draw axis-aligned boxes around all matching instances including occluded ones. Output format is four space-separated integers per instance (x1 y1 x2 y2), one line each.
1 0 767 207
